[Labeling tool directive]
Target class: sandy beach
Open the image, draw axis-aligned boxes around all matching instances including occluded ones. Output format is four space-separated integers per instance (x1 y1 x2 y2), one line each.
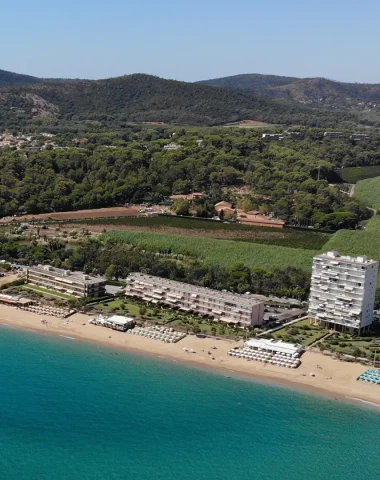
1 304 379 407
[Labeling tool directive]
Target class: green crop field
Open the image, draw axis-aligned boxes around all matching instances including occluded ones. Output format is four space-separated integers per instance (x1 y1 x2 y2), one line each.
79 215 330 250
322 216 380 261
339 166 380 184
103 230 317 271
354 176 380 210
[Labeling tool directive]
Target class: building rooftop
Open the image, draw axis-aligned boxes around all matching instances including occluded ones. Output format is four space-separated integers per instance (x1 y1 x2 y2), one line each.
127 272 265 306
107 315 134 326
29 265 106 285
314 251 378 266
245 338 302 355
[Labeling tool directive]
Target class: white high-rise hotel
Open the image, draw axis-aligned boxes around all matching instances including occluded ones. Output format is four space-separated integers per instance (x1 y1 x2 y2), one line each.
308 251 379 333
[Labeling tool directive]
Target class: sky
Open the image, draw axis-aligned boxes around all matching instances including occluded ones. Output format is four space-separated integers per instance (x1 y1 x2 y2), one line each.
2 0 380 83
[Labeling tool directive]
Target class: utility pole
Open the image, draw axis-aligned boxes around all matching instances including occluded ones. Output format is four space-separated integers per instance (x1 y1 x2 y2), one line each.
317 165 321 181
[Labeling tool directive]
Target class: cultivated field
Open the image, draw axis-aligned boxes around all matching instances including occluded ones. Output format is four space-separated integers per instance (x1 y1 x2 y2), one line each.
103 230 317 271
0 206 148 223
79 216 329 250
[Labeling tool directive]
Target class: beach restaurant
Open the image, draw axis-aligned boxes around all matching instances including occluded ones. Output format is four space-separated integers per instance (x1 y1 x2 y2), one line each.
0 293 34 308
91 315 134 332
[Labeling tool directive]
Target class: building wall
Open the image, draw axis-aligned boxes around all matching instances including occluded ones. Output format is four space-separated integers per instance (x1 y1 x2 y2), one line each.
27 268 105 298
126 274 264 326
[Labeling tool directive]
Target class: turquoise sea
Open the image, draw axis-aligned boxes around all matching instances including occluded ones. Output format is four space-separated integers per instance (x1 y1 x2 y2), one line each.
1 327 380 480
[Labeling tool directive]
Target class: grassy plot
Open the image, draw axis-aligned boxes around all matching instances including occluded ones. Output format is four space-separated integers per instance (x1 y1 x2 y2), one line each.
354 176 380 210
96 299 172 321
339 166 380 184
103 230 317 271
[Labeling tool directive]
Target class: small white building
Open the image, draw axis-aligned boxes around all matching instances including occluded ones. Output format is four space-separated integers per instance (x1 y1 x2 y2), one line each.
92 315 134 332
308 251 379 333
163 143 180 150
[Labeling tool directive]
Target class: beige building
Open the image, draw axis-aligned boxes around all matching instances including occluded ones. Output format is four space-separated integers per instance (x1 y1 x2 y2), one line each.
125 273 265 326
27 265 106 298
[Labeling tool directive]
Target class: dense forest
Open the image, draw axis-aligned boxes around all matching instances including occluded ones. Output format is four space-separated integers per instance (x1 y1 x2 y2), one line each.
0 73 358 129
0 126 375 226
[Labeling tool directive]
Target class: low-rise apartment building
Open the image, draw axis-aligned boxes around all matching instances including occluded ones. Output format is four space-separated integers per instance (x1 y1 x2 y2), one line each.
350 134 370 141
261 133 284 141
287 131 305 140
323 132 345 138
125 273 265 326
27 265 106 298
308 251 379 333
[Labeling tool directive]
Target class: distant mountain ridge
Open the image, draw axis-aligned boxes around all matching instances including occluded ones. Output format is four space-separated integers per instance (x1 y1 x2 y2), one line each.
198 74 380 112
0 70 353 128
0 69 43 87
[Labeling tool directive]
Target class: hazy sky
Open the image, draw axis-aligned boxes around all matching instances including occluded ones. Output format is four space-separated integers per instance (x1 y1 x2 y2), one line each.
2 0 379 83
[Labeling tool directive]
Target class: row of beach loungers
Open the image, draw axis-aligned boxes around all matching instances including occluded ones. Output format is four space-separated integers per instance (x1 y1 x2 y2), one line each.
228 348 301 368
358 368 380 385
22 304 75 319
127 325 186 343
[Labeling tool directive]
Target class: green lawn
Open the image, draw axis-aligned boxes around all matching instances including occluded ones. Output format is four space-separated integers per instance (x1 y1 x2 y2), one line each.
272 318 329 346
23 284 76 300
96 299 178 322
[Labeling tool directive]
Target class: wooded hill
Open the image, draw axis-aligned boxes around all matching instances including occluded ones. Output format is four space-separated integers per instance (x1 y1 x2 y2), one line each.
198 74 380 113
0 70 355 128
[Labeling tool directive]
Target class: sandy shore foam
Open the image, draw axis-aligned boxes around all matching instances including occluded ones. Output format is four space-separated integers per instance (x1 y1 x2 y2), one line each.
0 304 379 406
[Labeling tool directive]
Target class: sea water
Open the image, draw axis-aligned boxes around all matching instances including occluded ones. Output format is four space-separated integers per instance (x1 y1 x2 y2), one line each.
0 327 379 480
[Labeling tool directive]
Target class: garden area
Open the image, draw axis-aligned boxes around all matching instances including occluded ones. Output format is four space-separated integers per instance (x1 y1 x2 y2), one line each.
94 297 248 338
270 319 329 346
319 330 380 360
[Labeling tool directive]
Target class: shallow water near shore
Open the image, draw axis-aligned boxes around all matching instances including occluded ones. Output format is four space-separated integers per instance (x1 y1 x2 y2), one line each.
1 327 380 480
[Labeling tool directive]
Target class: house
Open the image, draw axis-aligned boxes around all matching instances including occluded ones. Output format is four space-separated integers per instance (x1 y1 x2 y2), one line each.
215 201 233 212
170 192 205 201
214 202 285 228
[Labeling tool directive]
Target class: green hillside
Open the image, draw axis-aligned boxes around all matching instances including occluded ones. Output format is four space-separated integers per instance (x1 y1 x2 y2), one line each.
322 216 380 261
0 73 356 128
354 177 380 210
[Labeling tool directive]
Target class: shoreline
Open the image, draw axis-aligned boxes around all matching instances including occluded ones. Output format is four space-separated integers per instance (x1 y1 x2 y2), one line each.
1 305 379 408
